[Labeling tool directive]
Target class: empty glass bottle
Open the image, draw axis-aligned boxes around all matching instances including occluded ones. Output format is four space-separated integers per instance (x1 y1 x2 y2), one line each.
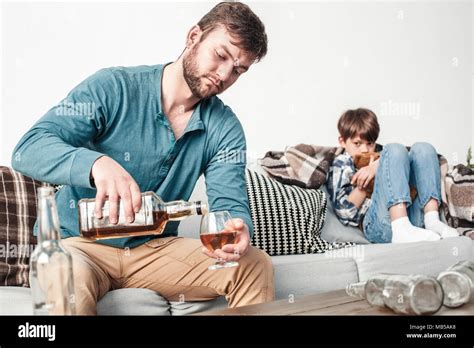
437 260 474 308
78 191 207 240
30 186 76 315
381 274 444 315
346 274 444 315
346 277 386 307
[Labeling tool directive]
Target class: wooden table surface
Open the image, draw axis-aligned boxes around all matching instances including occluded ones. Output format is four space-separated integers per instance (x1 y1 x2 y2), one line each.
196 289 474 315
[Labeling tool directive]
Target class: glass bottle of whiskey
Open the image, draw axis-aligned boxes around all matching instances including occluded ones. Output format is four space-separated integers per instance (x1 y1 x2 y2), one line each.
30 185 76 315
78 191 207 240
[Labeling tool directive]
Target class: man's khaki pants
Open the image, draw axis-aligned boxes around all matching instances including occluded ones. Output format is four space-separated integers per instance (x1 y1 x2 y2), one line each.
62 236 274 315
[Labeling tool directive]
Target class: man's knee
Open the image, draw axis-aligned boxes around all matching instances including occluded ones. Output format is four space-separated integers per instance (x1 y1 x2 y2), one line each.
71 259 101 290
240 246 273 280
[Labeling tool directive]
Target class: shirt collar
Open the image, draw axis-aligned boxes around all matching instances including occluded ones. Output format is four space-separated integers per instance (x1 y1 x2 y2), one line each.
155 63 204 133
340 151 355 165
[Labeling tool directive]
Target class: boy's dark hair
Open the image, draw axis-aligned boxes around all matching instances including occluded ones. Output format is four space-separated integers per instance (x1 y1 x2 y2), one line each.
197 1 268 62
338 108 380 142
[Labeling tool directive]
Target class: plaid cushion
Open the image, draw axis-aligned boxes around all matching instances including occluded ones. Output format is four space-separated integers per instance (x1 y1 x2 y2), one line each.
444 164 474 229
0 166 41 286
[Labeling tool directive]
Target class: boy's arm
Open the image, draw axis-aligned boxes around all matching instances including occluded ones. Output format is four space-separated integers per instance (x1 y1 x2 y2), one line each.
352 157 379 189
348 186 368 208
327 158 368 223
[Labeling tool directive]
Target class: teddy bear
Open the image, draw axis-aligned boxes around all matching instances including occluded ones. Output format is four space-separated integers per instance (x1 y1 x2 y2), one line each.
353 152 417 200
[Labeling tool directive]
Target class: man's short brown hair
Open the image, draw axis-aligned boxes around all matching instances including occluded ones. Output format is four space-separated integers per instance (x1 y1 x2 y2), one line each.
337 108 380 142
197 1 268 62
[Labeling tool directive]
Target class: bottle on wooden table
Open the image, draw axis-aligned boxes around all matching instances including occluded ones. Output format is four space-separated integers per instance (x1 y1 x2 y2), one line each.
437 260 474 308
346 274 443 315
346 277 385 307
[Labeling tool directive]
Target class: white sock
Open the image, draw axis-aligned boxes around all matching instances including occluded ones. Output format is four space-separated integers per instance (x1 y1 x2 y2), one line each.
424 211 459 238
391 216 441 243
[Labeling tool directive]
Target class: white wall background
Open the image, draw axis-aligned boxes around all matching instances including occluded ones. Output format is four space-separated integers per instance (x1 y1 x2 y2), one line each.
1 0 473 167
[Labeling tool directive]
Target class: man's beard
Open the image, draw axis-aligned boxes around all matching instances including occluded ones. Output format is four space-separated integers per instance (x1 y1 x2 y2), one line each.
182 46 219 99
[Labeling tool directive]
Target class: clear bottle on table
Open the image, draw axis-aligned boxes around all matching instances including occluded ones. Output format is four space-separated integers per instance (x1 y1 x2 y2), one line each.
346 274 444 315
437 260 474 308
346 277 386 307
30 185 76 315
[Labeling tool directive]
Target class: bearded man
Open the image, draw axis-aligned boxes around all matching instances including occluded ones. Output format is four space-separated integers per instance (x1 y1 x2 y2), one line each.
12 1 274 315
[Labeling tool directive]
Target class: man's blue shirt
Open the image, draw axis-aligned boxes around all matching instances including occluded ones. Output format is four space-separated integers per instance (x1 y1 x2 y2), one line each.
12 64 253 248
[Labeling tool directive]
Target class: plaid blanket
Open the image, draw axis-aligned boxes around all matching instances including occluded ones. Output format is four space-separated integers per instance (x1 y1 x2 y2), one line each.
443 164 474 234
260 143 444 189
260 143 454 222
259 144 344 189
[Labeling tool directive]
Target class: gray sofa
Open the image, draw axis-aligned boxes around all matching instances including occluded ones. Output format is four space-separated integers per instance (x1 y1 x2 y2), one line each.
1 166 473 315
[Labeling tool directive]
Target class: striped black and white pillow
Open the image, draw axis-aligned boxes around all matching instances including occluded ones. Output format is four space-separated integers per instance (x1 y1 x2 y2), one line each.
246 169 351 256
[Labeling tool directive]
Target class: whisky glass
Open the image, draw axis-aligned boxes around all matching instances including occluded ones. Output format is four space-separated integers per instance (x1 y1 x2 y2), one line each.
200 211 239 270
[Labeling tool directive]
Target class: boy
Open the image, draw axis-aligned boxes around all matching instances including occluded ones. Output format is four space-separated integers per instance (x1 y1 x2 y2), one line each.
326 108 459 243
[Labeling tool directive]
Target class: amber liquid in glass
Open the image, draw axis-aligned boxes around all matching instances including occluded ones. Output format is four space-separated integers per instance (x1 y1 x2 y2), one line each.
200 231 237 251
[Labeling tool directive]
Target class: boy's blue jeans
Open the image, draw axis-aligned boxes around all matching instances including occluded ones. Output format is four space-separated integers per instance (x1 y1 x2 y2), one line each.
363 142 442 243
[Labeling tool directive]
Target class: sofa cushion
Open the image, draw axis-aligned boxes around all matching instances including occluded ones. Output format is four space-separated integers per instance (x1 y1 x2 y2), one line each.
320 187 370 244
169 296 228 315
96 288 171 315
271 253 359 299
0 166 41 286
0 286 228 315
0 286 33 314
96 289 228 315
97 289 228 316
246 169 329 256
355 236 474 281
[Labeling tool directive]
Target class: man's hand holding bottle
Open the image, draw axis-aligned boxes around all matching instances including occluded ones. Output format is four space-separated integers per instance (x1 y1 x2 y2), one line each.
91 156 142 223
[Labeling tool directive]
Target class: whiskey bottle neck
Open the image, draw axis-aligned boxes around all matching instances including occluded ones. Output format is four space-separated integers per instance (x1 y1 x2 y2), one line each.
37 186 61 243
345 281 367 299
164 200 208 221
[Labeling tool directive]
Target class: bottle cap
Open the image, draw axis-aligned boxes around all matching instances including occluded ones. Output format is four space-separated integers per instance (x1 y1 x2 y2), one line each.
196 201 208 215
38 185 55 196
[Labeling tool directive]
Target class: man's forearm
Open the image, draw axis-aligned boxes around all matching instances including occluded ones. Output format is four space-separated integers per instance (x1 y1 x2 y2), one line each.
12 68 118 187
12 122 103 188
